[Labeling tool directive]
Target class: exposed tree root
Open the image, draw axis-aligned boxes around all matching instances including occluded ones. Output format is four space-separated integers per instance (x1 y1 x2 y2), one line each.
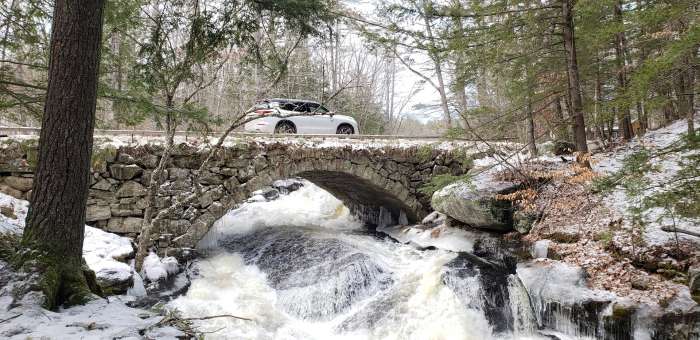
14 246 103 310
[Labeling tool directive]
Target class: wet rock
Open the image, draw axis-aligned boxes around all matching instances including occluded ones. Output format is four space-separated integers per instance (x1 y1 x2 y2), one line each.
3 176 32 192
690 265 700 304
109 164 143 180
513 210 539 234
651 305 700 340
272 178 304 194
431 169 516 232
421 211 448 228
96 272 133 295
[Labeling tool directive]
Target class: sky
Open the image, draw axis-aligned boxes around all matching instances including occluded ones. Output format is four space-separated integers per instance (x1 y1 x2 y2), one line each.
341 0 447 122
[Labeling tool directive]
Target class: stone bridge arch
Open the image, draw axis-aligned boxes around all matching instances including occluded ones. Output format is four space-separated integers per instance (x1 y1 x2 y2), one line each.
0 139 474 249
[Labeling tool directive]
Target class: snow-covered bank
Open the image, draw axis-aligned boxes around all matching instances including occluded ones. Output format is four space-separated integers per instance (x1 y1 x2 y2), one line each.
0 192 137 291
593 118 700 247
0 192 188 339
522 119 699 307
0 294 182 339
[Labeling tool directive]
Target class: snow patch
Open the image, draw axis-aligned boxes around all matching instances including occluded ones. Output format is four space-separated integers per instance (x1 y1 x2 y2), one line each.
0 192 136 291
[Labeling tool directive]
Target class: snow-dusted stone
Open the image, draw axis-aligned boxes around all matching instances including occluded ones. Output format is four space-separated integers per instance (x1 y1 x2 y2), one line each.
86 204 111 222
3 176 33 192
141 252 179 282
109 164 143 180
83 226 135 294
116 181 146 198
431 168 516 232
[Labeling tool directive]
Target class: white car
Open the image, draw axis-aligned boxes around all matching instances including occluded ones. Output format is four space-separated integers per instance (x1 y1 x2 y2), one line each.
244 98 359 134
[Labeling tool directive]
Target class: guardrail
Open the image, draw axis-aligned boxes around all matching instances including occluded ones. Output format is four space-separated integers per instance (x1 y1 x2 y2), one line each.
0 126 515 142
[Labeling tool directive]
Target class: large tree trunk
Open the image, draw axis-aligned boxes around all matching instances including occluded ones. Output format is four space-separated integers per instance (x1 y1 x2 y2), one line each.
22 0 105 309
561 0 588 153
614 0 634 140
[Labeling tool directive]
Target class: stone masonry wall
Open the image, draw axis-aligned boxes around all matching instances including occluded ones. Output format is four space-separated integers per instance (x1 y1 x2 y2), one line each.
0 139 472 248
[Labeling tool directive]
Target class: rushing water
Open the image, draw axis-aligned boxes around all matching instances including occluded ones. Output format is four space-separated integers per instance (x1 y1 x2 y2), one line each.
169 182 590 340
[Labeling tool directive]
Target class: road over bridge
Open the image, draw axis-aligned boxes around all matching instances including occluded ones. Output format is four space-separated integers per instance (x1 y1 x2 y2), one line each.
0 128 511 248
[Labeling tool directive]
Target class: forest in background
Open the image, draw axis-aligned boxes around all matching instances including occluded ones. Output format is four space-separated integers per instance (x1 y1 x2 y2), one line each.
0 0 697 145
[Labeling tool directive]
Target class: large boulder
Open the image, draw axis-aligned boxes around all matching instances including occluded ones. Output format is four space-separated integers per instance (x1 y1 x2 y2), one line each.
431 168 517 232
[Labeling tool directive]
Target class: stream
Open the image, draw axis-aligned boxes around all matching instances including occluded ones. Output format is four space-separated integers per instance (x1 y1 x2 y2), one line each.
167 181 598 339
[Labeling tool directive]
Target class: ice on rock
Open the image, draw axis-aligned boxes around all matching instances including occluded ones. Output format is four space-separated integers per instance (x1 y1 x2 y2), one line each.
141 252 180 282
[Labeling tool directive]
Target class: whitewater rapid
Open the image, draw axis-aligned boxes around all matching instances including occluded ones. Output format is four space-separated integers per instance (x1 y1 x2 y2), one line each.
168 181 569 340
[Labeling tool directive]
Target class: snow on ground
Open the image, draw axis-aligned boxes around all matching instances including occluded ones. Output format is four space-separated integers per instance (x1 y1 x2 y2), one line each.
4 131 519 155
0 295 183 339
0 192 137 286
593 119 700 246
0 192 186 339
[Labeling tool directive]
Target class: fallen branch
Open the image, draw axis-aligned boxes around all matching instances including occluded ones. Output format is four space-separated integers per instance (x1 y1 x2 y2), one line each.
0 314 21 324
179 314 253 322
661 226 700 238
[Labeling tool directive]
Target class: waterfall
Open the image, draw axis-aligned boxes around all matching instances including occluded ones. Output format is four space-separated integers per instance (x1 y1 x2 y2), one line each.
167 181 629 340
507 274 539 336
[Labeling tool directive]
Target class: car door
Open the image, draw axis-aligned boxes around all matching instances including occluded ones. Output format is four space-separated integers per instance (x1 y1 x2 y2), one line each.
287 102 317 134
305 103 334 134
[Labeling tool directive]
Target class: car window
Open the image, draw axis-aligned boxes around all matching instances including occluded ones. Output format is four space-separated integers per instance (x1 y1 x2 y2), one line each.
281 102 297 111
306 103 328 113
291 102 306 112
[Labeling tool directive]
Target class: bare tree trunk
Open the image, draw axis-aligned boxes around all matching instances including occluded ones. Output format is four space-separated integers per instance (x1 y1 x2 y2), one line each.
135 96 176 272
526 95 537 157
686 52 696 137
561 0 588 152
553 95 570 141
419 0 452 129
614 0 633 140
23 0 105 309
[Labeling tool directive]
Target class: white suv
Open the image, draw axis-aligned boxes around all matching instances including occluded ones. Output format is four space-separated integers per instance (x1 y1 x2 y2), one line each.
244 98 359 134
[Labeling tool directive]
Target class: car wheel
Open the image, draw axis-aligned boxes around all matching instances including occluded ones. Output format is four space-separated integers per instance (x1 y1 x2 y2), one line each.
336 124 354 135
274 121 297 134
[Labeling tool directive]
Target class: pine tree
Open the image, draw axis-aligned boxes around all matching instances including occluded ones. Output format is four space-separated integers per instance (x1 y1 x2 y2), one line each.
22 0 105 309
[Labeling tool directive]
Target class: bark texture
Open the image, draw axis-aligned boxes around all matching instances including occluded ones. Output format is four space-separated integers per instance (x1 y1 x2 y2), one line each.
561 0 588 152
22 0 105 309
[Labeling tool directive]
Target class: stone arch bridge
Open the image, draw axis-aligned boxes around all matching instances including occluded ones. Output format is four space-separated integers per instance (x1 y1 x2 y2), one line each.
0 137 482 248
